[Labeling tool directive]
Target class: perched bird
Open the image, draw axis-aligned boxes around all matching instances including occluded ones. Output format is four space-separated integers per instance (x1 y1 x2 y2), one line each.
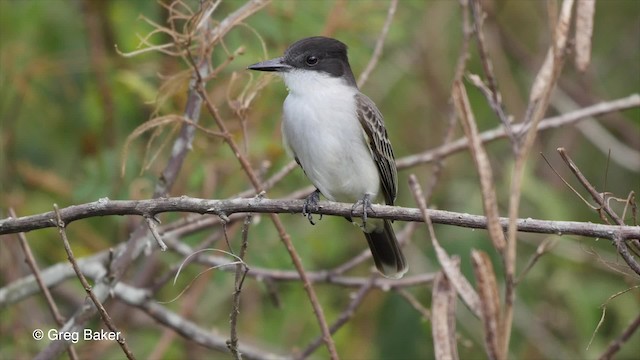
248 36 407 278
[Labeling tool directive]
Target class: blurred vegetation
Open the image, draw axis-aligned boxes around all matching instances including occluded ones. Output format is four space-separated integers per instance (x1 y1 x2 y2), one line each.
1 0 638 359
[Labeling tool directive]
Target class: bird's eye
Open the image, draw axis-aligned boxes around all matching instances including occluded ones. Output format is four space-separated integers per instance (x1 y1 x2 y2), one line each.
305 56 318 66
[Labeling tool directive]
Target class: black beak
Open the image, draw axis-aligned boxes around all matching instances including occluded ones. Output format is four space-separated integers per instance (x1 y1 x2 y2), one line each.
247 57 291 72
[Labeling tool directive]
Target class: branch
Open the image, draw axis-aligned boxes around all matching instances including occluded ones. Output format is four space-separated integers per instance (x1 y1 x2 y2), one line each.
357 0 398 88
0 237 435 308
53 205 135 360
557 147 640 275
35 2 269 358
396 93 640 169
297 280 375 358
598 311 640 360
194 32 338 360
112 282 288 360
2 197 638 241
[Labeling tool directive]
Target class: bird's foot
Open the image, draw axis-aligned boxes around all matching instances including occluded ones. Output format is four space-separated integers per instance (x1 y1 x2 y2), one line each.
302 189 322 225
352 193 375 230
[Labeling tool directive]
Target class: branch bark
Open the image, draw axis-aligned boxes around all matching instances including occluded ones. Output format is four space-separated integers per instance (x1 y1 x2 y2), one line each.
2 196 638 241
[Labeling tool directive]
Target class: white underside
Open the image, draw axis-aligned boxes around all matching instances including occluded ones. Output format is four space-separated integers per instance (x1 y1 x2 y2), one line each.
280 70 380 204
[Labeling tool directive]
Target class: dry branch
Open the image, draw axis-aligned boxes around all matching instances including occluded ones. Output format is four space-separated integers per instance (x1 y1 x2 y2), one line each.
112 282 287 360
54 205 135 360
502 1 575 354
3 1 639 359
396 94 640 169
2 197 639 241
472 250 503 360
31 2 270 358
432 270 459 360
409 175 482 318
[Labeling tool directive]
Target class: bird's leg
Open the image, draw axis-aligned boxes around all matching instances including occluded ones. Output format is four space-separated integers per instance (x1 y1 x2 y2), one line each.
352 193 375 230
302 189 322 225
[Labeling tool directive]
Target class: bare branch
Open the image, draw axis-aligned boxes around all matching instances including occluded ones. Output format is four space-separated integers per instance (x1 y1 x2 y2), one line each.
409 174 482 318
598 312 640 360
195 42 338 360
2 197 639 241
515 237 557 285
145 215 167 251
297 280 375 359
431 270 459 360
357 0 398 88
112 282 288 360
35 2 269 357
228 213 252 359
0 237 435 309
557 148 626 225
53 205 135 360
469 0 515 150
575 0 595 71
472 250 503 360
557 147 639 274
397 94 640 169
452 80 506 252
10 208 79 360
503 1 575 354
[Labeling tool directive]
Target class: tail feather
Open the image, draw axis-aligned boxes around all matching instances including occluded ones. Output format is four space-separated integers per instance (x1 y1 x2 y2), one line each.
363 219 408 279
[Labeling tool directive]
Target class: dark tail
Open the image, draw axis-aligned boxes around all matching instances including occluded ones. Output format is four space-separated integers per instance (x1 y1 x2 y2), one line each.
363 219 408 278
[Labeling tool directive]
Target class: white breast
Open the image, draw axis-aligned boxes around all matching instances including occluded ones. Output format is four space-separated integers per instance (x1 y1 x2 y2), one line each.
280 70 380 203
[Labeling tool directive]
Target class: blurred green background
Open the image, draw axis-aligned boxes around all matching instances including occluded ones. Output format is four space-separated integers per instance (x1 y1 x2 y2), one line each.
1 0 638 359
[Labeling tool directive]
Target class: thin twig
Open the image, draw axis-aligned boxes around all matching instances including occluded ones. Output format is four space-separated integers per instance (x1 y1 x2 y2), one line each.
297 279 375 359
11 209 66 325
191 46 338 360
397 288 431 320
452 80 506 252
357 0 398 88
228 212 252 359
515 237 557 285
557 148 639 275
557 148 625 225
144 215 167 251
540 152 598 210
503 1 575 355
53 205 136 360
421 0 474 208
0 249 436 309
37 4 212 356
397 93 640 169
598 312 640 360
9 209 79 360
587 285 640 353
612 233 640 276
408 174 482 318
113 282 288 360
469 0 516 151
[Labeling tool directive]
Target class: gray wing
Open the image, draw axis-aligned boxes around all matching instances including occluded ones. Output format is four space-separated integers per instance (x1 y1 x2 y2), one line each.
355 93 398 206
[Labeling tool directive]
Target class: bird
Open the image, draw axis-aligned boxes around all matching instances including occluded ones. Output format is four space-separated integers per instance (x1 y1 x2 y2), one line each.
248 36 407 279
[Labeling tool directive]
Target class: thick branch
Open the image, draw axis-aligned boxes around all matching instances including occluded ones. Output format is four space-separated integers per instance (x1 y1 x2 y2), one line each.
1 197 638 241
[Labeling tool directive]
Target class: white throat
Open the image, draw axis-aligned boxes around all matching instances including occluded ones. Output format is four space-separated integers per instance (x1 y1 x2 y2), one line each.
280 69 355 96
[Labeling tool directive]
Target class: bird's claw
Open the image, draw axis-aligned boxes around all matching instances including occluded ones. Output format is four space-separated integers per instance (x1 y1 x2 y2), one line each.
352 193 375 230
302 189 322 225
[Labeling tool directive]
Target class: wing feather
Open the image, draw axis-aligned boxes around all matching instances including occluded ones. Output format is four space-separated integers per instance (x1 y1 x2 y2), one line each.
355 93 397 205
